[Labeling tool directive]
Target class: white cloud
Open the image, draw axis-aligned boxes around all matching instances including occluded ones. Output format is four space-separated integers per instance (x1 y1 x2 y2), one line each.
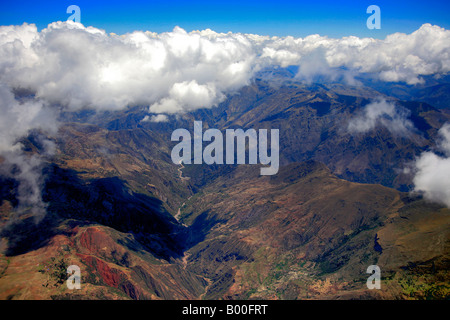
150 80 220 114
0 151 48 221
0 85 57 221
141 114 169 123
413 123 450 208
0 85 57 153
260 24 450 85
0 22 449 117
0 22 257 113
347 99 414 135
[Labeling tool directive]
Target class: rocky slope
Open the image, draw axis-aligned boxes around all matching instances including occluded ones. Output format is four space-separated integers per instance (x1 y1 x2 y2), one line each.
179 161 449 299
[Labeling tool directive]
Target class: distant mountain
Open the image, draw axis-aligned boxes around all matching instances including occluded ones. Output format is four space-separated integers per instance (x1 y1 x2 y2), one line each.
184 78 450 191
356 74 450 109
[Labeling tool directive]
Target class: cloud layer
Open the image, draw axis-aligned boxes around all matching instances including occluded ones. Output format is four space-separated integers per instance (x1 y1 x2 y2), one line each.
0 22 258 114
347 99 414 136
413 123 450 207
1 22 449 117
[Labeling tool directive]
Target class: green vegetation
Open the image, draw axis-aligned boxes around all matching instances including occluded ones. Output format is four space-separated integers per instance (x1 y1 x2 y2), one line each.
38 250 69 288
396 273 450 300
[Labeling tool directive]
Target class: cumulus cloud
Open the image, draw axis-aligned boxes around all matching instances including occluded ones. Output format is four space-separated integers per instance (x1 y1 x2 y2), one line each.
413 124 450 208
261 24 450 85
141 114 169 123
0 22 257 113
0 22 449 116
0 22 259 222
347 99 414 135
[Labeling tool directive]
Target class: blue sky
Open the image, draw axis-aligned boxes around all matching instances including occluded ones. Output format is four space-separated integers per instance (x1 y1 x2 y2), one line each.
1 0 450 38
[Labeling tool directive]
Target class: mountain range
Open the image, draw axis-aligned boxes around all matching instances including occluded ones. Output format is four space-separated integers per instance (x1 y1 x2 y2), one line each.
0 70 449 300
